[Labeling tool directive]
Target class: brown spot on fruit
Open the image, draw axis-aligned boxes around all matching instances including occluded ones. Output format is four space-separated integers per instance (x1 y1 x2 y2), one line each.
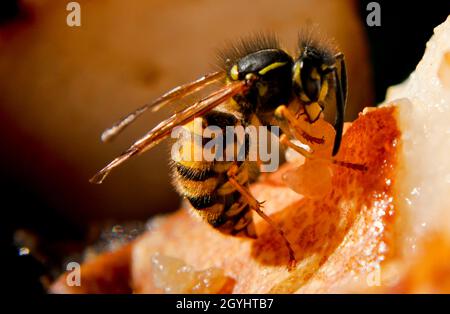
438 51 450 88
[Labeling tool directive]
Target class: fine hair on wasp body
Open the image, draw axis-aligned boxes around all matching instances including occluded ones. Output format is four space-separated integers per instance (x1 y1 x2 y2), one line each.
90 30 367 270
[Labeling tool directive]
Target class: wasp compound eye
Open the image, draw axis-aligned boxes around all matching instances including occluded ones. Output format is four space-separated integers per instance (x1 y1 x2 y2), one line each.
293 57 323 103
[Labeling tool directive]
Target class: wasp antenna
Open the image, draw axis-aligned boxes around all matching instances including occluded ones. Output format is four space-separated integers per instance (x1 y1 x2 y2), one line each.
331 53 347 156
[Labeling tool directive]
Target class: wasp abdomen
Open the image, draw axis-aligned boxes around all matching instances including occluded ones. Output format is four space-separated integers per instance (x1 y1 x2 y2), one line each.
171 110 256 238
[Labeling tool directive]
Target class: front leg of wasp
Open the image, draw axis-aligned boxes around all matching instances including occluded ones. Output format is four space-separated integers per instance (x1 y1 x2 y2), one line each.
275 105 326 146
279 134 367 171
227 164 297 271
275 105 367 171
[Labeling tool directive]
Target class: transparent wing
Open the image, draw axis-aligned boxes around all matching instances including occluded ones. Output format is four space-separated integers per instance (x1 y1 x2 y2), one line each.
90 80 248 184
101 71 226 142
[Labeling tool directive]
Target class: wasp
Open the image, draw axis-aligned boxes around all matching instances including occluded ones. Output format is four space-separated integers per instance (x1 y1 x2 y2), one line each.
90 31 366 270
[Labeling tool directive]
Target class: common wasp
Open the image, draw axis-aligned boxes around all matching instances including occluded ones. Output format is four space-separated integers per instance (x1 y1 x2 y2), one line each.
90 31 366 270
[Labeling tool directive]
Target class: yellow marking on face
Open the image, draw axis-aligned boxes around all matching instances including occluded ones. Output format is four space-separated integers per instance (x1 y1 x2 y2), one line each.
300 92 310 102
293 62 301 85
321 64 332 72
230 64 239 80
310 68 320 80
319 79 328 101
258 61 287 75
305 102 323 122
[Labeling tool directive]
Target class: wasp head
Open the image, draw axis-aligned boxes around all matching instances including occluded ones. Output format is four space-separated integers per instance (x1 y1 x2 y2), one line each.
292 47 335 123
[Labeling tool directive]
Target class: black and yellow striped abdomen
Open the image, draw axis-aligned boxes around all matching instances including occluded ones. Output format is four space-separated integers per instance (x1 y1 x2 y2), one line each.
171 109 257 238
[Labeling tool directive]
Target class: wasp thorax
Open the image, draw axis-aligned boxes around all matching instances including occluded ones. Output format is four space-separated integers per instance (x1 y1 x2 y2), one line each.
228 49 294 116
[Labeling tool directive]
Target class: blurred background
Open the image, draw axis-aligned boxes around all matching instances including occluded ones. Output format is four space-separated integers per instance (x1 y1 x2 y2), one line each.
0 0 449 294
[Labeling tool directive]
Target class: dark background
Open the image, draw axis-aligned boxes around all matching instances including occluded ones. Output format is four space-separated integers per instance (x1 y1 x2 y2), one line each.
359 1 450 103
1 0 449 294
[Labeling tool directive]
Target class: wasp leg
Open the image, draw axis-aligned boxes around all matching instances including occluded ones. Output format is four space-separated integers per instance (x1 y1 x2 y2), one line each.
227 164 297 271
279 134 367 171
274 105 325 145
275 104 366 171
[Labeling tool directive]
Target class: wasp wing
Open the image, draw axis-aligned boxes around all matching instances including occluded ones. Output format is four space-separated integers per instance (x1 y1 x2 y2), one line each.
90 80 248 184
101 71 226 142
